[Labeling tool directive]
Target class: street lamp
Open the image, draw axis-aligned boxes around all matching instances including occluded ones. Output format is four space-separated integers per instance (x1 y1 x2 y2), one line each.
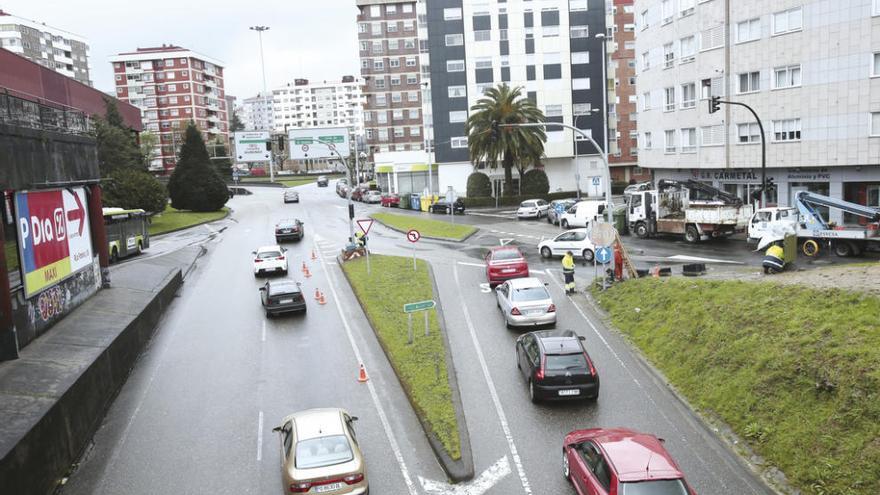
573 108 601 200
250 25 274 183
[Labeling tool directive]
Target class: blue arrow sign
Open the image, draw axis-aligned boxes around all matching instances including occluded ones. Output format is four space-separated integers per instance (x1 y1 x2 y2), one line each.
595 246 613 264
555 203 565 214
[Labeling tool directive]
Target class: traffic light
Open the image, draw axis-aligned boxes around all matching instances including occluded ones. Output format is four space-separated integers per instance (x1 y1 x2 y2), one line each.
766 177 776 192
708 95 721 114
491 120 500 141
277 135 285 151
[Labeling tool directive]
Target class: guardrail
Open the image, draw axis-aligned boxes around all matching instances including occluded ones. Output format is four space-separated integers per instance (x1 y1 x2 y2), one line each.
0 88 93 135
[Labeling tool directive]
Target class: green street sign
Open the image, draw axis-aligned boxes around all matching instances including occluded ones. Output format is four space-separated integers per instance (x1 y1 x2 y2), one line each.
403 300 435 313
292 135 345 145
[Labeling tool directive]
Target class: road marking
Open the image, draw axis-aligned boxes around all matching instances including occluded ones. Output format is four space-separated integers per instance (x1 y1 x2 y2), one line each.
257 411 264 461
313 235 419 495
457 261 486 268
261 320 267 342
666 254 744 265
499 238 514 246
530 269 546 275
453 265 532 494
204 223 218 234
420 455 511 495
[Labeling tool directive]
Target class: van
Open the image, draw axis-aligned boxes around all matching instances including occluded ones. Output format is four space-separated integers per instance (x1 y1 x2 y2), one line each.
559 200 609 228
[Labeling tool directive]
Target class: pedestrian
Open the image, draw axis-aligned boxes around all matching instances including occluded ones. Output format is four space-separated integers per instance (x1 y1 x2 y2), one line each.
762 242 785 274
562 250 576 294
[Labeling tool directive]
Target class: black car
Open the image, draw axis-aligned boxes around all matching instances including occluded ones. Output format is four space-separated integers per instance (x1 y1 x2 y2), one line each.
275 219 304 242
259 280 306 317
515 329 599 403
316 175 329 187
429 198 465 214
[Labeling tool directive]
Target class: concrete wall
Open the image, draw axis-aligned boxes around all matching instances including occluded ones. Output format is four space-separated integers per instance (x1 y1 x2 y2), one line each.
0 123 100 189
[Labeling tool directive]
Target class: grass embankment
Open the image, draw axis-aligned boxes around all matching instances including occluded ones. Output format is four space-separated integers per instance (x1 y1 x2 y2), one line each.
594 278 880 495
371 212 476 241
342 255 461 460
148 206 229 236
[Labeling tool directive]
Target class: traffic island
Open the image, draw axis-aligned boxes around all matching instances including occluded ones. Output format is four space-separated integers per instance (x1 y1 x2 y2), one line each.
370 212 477 242
592 277 880 495
148 205 230 236
340 254 474 482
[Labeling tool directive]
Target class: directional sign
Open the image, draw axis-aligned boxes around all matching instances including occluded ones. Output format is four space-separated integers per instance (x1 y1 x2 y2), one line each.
590 223 617 246
403 300 435 313
596 246 613 264
233 131 271 163
555 203 565 214
288 126 350 159
357 219 374 235
407 229 421 243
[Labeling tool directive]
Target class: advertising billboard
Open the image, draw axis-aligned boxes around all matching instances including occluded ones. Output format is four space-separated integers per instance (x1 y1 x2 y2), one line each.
234 131 271 163
14 188 93 298
288 127 350 160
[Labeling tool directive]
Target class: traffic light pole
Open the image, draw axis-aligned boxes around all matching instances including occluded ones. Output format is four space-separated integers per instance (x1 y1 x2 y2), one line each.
709 97 767 207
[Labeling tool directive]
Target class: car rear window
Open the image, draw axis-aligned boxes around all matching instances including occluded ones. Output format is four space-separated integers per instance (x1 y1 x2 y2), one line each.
294 435 353 469
492 249 522 261
521 201 536 207
257 251 281 259
620 479 689 495
545 353 587 371
510 286 549 302
269 283 299 296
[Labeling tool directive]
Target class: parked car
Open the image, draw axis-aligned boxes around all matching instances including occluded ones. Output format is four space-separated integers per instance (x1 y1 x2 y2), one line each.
336 180 349 197
275 219 304 243
559 200 610 229
350 186 370 202
283 190 300 203
496 277 556 328
380 193 400 207
547 199 578 225
563 428 696 494
516 329 599 402
272 408 368 494
538 228 596 262
429 198 465 214
363 190 383 204
316 175 329 187
516 199 550 220
485 246 529 287
259 280 306 317
253 245 288 277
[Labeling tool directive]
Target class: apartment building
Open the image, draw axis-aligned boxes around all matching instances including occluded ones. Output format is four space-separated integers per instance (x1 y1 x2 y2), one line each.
635 0 880 223
271 77 365 136
110 45 228 173
239 93 275 131
0 10 91 86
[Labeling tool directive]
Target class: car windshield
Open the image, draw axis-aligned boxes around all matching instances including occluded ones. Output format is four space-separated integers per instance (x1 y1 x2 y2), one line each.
620 479 690 495
510 286 549 301
294 435 353 469
492 250 522 261
257 251 281 259
545 353 588 370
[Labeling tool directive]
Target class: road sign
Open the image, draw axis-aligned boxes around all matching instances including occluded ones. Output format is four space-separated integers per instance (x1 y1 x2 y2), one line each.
288 127 350 160
596 246 613 264
554 203 565 214
592 177 601 186
403 300 436 313
233 131 271 163
357 219 374 235
590 223 616 246
407 229 421 243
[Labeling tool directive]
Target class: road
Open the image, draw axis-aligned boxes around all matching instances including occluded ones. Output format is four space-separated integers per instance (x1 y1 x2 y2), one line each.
63 183 775 494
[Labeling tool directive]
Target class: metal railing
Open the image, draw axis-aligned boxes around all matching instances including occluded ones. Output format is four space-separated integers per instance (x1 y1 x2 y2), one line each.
0 88 93 135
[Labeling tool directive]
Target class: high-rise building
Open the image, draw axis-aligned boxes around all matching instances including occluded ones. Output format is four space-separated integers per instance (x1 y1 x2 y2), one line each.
635 0 880 223
239 93 275 132
0 10 91 86
110 45 228 173
271 77 365 136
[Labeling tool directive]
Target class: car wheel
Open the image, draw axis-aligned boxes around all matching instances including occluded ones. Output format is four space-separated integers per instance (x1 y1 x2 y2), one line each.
833 241 853 258
582 249 594 262
265 311 272 318
561 219 569 229
136 241 143 254
110 247 118 263
685 225 700 243
546 216 552 224
635 222 649 239
529 380 539 403
282 269 288 275
540 247 552 259
562 450 570 480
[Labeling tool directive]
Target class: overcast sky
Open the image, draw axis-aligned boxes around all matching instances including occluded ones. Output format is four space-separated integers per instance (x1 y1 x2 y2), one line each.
2 0 361 100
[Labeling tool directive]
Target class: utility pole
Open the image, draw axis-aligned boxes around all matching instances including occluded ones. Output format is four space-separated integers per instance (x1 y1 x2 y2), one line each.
250 25 274 183
596 33 610 193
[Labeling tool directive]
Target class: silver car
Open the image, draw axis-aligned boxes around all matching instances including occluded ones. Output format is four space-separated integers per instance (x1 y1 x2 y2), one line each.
283 190 299 203
495 277 557 328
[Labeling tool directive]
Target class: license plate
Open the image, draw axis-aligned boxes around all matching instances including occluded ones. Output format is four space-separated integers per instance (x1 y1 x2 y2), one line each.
279 299 293 304
527 310 543 316
315 483 343 493
502 268 516 273
558 389 580 396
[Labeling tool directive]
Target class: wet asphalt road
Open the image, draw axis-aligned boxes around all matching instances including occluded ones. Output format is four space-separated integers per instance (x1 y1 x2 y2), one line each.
62 183 777 495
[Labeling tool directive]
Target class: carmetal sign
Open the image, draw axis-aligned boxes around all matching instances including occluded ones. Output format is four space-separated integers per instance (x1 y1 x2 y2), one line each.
288 127 350 160
233 131 271 163
403 300 435 313
15 188 93 298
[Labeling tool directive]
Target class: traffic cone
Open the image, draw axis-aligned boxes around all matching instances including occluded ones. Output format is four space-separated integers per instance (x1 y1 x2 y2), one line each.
314 288 322 300
317 292 326 305
357 364 369 382
304 266 312 278
311 250 318 261
301 261 307 273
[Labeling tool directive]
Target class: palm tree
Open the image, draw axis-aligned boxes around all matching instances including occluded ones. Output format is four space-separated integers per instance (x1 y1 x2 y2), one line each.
465 84 546 195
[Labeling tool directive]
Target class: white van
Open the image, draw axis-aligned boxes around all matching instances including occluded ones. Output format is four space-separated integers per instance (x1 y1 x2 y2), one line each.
559 200 610 228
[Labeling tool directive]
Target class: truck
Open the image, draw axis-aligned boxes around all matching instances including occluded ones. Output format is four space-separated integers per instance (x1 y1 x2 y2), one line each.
747 191 880 257
627 179 754 243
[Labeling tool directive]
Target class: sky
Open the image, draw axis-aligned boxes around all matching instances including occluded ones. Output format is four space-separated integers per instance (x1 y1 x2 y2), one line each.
1 0 361 101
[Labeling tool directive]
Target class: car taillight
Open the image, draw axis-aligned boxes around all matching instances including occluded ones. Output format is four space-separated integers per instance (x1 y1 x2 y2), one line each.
277 256 285 260
536 355 546 381
585 353 596 376
289 481 311 493
511 307 521 316
254 259 263 263
547 304 556 313
343 473 364 485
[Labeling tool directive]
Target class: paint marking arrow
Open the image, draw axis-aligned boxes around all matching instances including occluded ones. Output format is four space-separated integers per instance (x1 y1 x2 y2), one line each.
419 456 511 495
499 238 514 246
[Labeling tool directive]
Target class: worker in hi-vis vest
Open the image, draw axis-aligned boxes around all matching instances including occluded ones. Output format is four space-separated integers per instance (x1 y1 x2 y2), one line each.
762 242 785 274
562 251 576 294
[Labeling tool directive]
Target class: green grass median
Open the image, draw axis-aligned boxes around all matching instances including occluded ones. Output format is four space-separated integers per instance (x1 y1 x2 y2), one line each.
342 255 461 460
371 212 476 241
148 206 229 236
594 278 880 495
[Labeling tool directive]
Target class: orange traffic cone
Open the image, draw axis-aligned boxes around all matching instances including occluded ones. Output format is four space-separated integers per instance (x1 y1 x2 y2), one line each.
304 266 312 278
301 261 308 273
317 292 326 305
311 250 318 261
357 364 369 382
314 288 322 300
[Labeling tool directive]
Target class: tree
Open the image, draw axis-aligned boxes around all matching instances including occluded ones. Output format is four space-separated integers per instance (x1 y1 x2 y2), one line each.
167 122 229 212
102 169 168 214
138 131 159 169
230 110 245 132
466 172 492 198
465 84 545 195
94 98 144 175
521 169 550 196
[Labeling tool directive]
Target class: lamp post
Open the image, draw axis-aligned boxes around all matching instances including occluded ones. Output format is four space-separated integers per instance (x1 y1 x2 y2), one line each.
250 25 274 183
573 108 602 200
422 81 434 199
595 33 610 194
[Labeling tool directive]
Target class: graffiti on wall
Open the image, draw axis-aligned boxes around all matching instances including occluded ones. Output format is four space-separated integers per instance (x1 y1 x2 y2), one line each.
20 256 101 341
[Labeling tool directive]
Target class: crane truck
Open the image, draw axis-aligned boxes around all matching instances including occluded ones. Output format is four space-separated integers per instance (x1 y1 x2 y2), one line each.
748 191 880 257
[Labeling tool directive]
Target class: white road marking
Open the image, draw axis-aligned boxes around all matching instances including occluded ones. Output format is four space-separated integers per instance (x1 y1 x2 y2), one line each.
204 223 218 234
457 261 486 268
499 238 514 246
313 234 419 495
257 411 264 461
261 320 267 342
666 254 744 265
420 455 511 495
453 265 532 494
529 270 546 275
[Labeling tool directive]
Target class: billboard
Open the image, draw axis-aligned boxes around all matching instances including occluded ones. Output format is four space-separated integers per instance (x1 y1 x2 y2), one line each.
288 127 350 160
234 131 271 163
14 188 93 298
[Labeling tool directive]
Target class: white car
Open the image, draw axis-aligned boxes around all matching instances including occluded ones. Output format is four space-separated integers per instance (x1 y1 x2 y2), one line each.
516 199 550 219
253 245 289 277
538 228 596 262
363 190 383 204
495 277 556 328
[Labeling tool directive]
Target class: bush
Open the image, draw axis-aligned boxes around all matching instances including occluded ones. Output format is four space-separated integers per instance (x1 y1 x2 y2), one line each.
521 169 550 196
466 172 492 198
167 123 230 212
102 169 168 214
461 190 580 208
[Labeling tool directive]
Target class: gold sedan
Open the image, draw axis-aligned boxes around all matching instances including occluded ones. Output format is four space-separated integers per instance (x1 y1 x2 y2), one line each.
272 408 368 494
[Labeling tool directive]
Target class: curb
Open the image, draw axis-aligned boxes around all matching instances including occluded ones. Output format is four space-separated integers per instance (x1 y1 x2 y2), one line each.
370 216 479 243
150 208 231 238
338 254 475 482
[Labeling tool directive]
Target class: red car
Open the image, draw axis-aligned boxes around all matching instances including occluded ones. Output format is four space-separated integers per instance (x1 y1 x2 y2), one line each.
485 246 529 287
381 193 400 207
563 428 697 495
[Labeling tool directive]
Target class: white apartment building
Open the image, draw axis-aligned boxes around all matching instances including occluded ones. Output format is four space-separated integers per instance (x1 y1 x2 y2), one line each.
271 77 365 137
0 10 91 85
239 93 274 131
635 0 880 223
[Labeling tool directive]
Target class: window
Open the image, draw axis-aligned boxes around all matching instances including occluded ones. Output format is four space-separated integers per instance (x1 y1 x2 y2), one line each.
375 94 387 106
388 39 399 50
700 26 725 51
386 4 396 14
374 60 384 70
681 128 697 152
408 91 418 102
875 0 880 16
570 0 588 11
661 0 674 23
701 125 725 146
447 60 465 72
701 76 724 99
404 20 414 31
445 34 464 46
680 0 695 17
572 52 590 64
872 112 880 136
475 57 493 69
375 79 386 89
403 4 413 13
572 78 591 90
405 57 417 67
737 123 762 143
372 24 382 36
664 87 675 111
378 129 388 141
545 104 563 117
393 127 405 138
474 30 491 41
738 71 761 93
410 126 421 136
377 112 388 124
681 83 696 108
642 52 650 70
570 26 589 38
772 118 801 141
449 111 467 123
404 39 416 49
642 92 652 111
680 36 696 61
387 23 398 33
167 84 177 91
643 131 652 149
408 109 419 119
543 26 560 37
444 8 462 20
640 10 650 29
663 43 675 68
389 59 400 68
407 75 417 84
358 23 368 33
448 85 466 98
774 65 801 89
392 93 402 103
772 7 803 35
874 53 880 76
390 77 400 86
370 5 380 17
665 129 677 152
451 136 468 148
737 18 761 43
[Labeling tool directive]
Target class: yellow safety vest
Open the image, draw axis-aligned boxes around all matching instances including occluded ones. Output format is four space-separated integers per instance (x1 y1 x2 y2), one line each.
562 255 575 270
766 245 784 259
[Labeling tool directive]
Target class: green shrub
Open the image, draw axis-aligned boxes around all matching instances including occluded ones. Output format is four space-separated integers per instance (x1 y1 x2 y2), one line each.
167 123 230 212
466 172 492 197
102 169 168 214
521 169 550 195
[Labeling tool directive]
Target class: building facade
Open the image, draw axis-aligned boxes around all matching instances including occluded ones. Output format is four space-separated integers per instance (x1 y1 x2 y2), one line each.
110 45 228 173
271 77 365 136
635 0 880 223
239 93 275 131
0 10 91 86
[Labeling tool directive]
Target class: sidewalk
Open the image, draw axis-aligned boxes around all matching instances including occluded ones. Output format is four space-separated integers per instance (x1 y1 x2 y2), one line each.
0 245 205 495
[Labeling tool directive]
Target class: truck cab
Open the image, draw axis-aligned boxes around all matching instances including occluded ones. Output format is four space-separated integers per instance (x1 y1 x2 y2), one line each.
747 207 798 244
